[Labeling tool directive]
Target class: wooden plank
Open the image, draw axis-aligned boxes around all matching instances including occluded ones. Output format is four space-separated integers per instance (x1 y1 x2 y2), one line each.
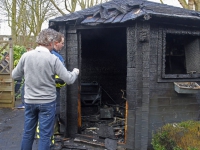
104 16 117 23
121 9 144 23
0 86 13 91
81 16 99 24
78 96 82 129
0 78 12 82
96 18 106 23
0 99 13 104
0 82 12 85
125 101 128 144
0 74 12 78
67 29 77 34
0 41 9 44
0 93 13 100
0 103 14 108
74 137 105 147
0 66 10 73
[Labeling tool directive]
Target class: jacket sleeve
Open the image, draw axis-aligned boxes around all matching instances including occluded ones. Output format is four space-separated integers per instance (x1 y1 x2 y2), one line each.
54 58 78 85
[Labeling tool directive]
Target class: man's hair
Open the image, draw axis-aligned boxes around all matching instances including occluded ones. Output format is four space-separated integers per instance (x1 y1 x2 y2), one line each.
36 28 59 46
55 32 64 43
3 52 8 56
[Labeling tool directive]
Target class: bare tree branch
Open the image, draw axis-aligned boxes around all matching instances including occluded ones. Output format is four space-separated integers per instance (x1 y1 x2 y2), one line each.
188 0 195 10
178 0 189 9
194 0 200 10
49 0 66 15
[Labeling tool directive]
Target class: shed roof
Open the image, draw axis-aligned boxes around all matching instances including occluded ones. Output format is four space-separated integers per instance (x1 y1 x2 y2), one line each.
49 0 200 25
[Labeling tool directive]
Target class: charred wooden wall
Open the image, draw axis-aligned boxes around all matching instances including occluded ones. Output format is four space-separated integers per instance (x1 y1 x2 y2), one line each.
66 28 79 137
126 22 151 150
126 22 200 150
147 24 200 149
59 26 79 137
126 26 137 149
57 25 67 135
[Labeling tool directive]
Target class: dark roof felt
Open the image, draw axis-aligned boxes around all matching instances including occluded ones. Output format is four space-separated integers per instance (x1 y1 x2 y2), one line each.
50 0 200 25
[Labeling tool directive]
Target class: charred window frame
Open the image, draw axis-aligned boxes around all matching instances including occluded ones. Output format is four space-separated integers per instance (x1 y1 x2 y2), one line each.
159 29 200 81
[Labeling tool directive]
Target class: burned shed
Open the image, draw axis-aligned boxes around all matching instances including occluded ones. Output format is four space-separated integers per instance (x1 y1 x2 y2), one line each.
49 0 200 149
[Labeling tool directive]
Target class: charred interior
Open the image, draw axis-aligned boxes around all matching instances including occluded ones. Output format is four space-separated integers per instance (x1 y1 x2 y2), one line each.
165 34 200 75
79 27 127 143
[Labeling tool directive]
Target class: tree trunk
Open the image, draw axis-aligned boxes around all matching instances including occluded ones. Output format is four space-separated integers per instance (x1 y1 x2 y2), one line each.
194 0 200 11
11 0 17 44
178 0 188 9
177 0 200 11
188 0 195 10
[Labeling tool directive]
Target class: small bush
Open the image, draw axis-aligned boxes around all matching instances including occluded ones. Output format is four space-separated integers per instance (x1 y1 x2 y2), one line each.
13 45 26 67
151 120 200 150
13 45 26 97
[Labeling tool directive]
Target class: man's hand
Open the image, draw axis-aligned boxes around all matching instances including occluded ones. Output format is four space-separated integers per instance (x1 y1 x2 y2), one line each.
73 68 79 75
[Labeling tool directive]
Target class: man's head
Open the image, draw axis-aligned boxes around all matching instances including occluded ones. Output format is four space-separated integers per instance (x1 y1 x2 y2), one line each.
3 52 9 61
26 47 33 52
53 33 64 51
36 28 60 50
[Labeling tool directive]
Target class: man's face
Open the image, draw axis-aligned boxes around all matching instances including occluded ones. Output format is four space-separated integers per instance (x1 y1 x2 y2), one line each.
5 54 9 61
55 37 64 51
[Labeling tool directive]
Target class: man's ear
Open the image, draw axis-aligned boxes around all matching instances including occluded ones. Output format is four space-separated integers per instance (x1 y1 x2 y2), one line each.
49 41 55 49
54 41 59 45
49 42 53 47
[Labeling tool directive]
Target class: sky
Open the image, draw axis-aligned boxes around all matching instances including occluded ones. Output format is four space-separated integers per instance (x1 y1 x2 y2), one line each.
149 0 182 7
0 0 182 35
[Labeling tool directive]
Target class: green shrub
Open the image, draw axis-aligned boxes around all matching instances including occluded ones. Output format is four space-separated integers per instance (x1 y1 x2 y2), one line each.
13 45 26 67
1 45 26 64
152 120 200 150
13 45 26 98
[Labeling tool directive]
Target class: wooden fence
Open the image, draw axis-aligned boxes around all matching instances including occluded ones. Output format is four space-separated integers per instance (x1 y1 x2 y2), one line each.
0 36 15 108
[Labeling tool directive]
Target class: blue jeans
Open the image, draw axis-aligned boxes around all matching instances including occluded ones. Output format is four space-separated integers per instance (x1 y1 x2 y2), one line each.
21 101 56 150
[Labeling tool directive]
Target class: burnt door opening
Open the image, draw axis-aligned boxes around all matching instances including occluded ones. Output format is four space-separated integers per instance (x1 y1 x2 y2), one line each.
78 27 127 144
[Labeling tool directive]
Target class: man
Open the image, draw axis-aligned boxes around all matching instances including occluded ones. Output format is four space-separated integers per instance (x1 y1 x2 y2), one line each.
35 33 65 145
51 33 65 134
12 28 79 150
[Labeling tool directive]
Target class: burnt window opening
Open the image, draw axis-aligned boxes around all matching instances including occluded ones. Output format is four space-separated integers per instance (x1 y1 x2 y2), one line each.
79 27 127 143
164 33 200 78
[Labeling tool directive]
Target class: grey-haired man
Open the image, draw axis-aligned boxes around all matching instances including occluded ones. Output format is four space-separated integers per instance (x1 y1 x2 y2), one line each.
12 28 79 150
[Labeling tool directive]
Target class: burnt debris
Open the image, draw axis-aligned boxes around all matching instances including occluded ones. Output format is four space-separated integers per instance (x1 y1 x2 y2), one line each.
80 82 126 146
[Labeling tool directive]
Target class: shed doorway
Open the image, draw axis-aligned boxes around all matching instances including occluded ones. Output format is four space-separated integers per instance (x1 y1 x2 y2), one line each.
78 27 127 144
